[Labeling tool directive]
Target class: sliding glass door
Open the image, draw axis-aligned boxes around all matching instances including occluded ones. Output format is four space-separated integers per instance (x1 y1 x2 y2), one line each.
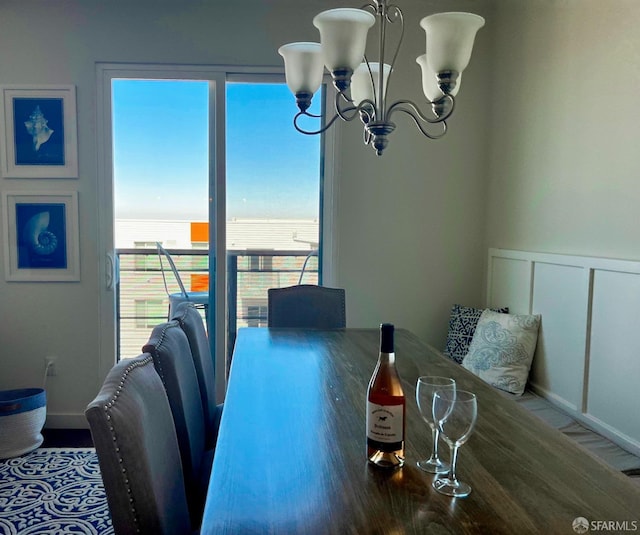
97 64 326 397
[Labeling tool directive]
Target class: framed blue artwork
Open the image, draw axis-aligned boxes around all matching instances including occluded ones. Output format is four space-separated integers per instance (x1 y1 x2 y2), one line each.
2 191 80 281
0 86 78 178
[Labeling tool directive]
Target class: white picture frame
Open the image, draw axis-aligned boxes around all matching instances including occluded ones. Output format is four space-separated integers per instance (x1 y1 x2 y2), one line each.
2 191 80 281
0 85 78 178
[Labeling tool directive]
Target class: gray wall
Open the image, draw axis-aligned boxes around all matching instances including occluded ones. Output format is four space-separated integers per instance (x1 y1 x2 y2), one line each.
332 0 493 338
5 0 637 425
486 0 640 260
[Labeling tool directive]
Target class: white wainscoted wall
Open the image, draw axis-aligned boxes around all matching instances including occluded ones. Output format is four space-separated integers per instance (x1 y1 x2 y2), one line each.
487 248 640 457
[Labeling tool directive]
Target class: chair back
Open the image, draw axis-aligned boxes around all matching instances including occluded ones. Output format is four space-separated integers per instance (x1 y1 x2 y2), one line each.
157 242 209 322
85 354 191 535
171 302 223 449
157 242 188 298
267 284 346 328
143 321 210 523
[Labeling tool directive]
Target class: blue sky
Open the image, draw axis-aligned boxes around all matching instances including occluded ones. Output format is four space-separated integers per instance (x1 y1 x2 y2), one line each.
112 79 321 221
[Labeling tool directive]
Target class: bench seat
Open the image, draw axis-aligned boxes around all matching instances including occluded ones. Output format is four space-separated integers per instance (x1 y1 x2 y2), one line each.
510 389 640 485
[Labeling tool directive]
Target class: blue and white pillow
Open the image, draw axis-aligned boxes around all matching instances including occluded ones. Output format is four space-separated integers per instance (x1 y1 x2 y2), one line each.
444 304 508 364
462 309 541 395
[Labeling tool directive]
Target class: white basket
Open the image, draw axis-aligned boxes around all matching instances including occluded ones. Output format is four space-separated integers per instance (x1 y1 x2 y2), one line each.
0 388 47 460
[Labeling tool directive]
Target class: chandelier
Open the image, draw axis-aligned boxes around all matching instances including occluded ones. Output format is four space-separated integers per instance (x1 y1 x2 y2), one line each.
278 2 485 156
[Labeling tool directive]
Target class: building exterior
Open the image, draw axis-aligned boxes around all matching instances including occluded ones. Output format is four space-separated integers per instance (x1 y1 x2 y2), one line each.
116 218 319 358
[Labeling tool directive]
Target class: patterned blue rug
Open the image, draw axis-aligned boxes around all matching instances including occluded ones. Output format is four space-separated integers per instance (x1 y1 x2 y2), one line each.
0 448 113 534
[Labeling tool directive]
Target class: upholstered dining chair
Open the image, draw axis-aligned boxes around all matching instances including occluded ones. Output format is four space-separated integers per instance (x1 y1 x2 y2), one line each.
156 242 209 322
171 302 223 449
85 354 194 535
267 284 346 328
143 321 212 526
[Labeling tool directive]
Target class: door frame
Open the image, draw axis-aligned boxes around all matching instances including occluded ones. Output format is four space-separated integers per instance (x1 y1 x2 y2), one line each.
96 63 337 400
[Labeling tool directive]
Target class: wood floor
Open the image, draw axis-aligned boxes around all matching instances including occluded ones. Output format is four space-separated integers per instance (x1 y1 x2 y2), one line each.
41 428 94 448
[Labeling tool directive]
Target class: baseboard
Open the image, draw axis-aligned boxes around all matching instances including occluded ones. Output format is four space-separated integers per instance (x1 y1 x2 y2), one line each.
528 382 579 413
45 413 89 429
529 382 640 458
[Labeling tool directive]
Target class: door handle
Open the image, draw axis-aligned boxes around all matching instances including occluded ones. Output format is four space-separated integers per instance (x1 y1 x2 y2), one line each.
106 251 119 290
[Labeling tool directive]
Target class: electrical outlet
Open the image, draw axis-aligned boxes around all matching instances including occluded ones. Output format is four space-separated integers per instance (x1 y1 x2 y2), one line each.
44 356 57 376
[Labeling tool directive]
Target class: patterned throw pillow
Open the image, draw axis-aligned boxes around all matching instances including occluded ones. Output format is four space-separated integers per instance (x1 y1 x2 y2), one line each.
462 309 541 396
444 304 509 364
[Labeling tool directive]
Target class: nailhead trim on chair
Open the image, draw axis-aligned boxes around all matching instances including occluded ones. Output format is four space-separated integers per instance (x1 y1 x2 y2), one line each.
174 303 193 326
148 321 181 387
102 354 155 534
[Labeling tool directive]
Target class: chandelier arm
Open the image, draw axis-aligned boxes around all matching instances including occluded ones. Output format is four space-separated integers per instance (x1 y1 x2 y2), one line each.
389 105 448 140
293 110 345 136
387 95 455 124
294 93 377 135
380 3 404 123
338 88 356 105
377 5 387 115
301 110 323 119
362 55 376 109
363 127 372 146
357 102 375 125
335 91 376 123
361 56 384 119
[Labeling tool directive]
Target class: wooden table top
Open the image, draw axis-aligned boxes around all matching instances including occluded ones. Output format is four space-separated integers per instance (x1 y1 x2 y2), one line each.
201 328 640 534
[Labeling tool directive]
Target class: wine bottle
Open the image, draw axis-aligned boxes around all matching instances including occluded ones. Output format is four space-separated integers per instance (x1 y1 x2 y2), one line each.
366 323 405 468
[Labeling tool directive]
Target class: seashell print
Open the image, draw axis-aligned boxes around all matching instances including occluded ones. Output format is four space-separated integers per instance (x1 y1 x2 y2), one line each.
22 211 58 256
24 105 54 152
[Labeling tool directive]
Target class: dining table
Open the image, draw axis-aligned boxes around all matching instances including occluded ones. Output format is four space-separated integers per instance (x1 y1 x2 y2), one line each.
201 327 640 534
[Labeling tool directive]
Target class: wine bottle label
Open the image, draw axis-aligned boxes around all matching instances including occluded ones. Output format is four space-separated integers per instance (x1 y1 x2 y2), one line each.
366 402 403 444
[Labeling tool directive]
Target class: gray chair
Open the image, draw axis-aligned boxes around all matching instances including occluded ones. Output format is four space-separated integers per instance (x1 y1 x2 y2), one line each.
170 302 223 449
267 284 346 328
143 321 212 526
85 354 193 535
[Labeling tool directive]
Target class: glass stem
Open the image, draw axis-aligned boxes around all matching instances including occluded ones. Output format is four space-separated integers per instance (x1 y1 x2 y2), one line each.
448 444 460 484
430 428 440 459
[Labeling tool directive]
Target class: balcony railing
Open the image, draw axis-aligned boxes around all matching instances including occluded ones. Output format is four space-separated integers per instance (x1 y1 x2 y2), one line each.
116 248 318 360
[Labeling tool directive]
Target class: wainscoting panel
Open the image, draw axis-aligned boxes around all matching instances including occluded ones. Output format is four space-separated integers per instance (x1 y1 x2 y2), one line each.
588 269 640 448
530 261 589 412
487 249 640 456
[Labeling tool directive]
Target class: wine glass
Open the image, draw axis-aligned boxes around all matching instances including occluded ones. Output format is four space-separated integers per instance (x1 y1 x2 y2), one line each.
415 376 456 473
432 389 478 497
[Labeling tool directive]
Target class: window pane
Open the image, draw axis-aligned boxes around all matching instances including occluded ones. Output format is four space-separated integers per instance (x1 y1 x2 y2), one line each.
226 82 322 353
226 83 321 220
112 79 209 359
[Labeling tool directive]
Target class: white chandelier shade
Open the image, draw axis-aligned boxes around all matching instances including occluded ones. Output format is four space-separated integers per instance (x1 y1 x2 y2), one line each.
351 62 391 106
278 1 485 156
420 12 485 73
312 9 376 73
278 42 325 97
416 54 460 102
